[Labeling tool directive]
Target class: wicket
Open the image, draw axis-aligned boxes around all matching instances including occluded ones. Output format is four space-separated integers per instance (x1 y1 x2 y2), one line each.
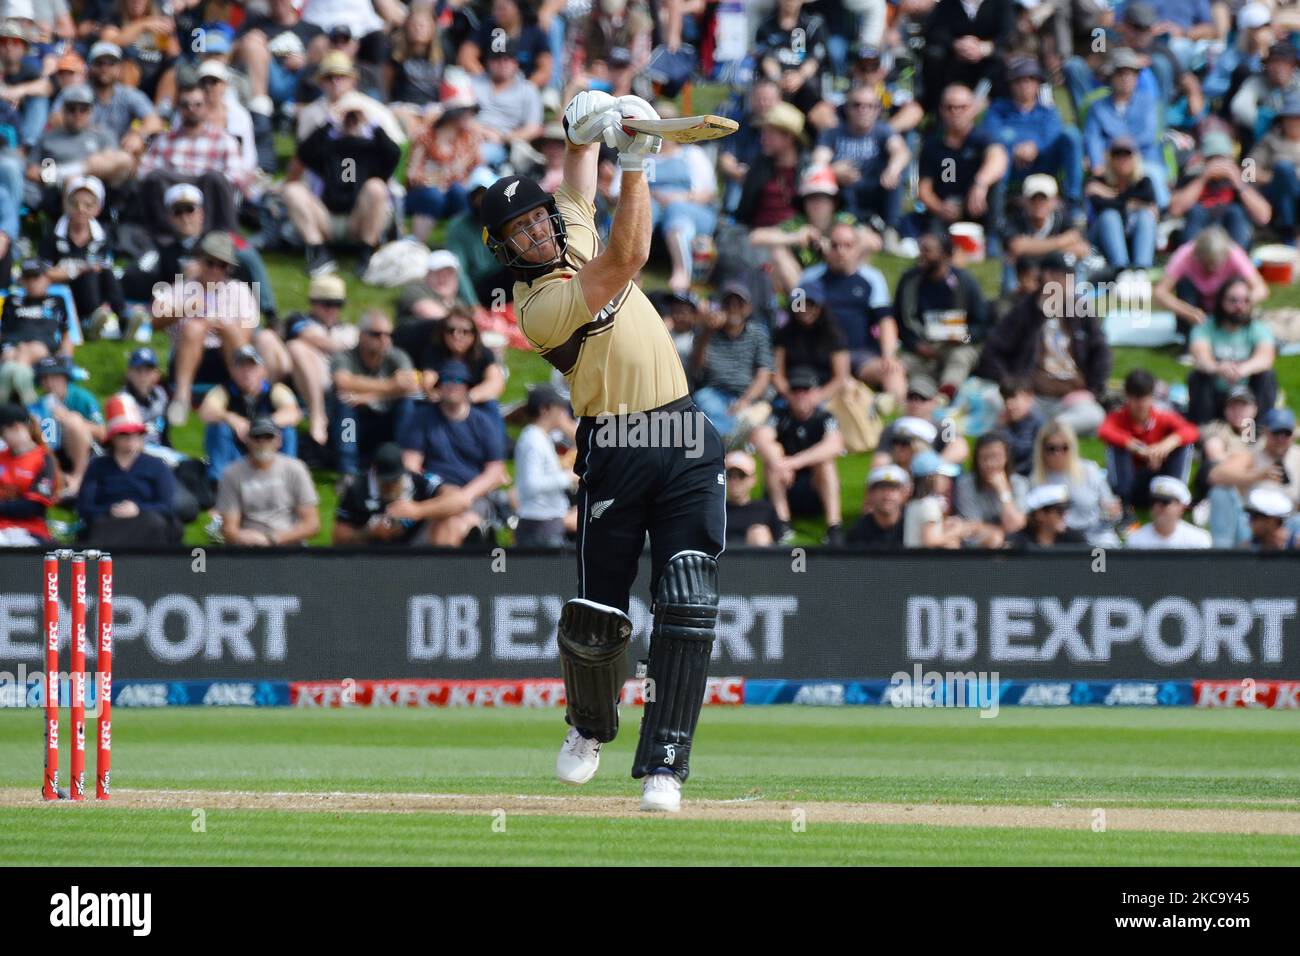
42 549 113 802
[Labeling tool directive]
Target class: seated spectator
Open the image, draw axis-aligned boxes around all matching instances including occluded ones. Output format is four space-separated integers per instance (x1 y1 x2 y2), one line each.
718 79 780 214
751 167 858 298
1006 483 1088 549
797 223 902 404
333 441 474 546
25 85 131 215
1187 277 1278 425
811 84 910 243
0 259 79 404
1248 92 1300 246
997 377 1044 476
1245 485 1300 550
0 20 51 159
284 274 357 447
689 282 773 444
754 0 835 128
137 81 250 232
287 89 401 278
977 253 1110 436
654 290 699 372
39 176 128 336
903 450 968 549
331 310 417 479
984 57 1084 213
642 103 718 296
457 0 552 89
416 306 505 421
1231 42 1300 145
723 450 780 547
1085 138 1158 273
513 385 577 548
1153 226 1269 347
215 417 320 547
953 431 1028 546
735 102 808 230
1198 386 1264 546
1030 418 1122 545
384 4 444 132
76 394 180 546
396 251 475 339
770 282 851 405
199 345 301 484
895 231 989 401
1099 368 1198 509
30 355 102 497
847 46 925 136
154 231 285 426
1083 48 1168 208
399 359 508 547
916 84 1009 251
0 402 56 546
1204 3 1272 104
121 182 277 333
750 366 845 545
1168 129 1271 250
1003 174 1091 289
405 77 483 242
194 60 259 176
1126 476 1211 548
235 0 324 119
444 168 512 306
918 0 1013 114
846 463 908 548
101 0 181 105
295 50 405 144
468 43 543 169
875 414 936 473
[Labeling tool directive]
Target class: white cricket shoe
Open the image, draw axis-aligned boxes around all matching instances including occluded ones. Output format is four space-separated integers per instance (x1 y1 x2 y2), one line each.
640 773 682 813
555 728 601 785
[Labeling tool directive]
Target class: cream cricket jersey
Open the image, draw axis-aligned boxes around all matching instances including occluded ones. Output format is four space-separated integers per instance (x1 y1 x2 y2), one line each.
515 181 689 417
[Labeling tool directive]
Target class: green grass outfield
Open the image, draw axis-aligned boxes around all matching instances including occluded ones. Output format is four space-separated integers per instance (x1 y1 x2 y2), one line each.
2 707 1298 865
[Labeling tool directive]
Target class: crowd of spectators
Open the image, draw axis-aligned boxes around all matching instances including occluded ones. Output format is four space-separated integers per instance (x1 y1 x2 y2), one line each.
0 0 1296 553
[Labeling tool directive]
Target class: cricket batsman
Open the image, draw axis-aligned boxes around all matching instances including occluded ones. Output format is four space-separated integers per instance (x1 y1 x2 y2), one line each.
479 92 726 812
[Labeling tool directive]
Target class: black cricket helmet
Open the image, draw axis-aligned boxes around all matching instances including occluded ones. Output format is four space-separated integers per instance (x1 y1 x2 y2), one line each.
479 175 569 282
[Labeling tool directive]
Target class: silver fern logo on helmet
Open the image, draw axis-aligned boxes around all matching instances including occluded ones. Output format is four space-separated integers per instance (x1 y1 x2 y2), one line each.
504 181 519 201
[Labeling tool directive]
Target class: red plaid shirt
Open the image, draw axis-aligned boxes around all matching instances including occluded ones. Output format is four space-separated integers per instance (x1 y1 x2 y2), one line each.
139 123 251 194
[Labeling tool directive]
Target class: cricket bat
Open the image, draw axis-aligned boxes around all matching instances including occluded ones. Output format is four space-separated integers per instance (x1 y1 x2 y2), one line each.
616 114 740 144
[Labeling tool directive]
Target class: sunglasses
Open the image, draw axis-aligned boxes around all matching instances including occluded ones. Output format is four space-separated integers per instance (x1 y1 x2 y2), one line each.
249 433 278 443
65 103 91 113
179 99 206 110
445 326 474 336
363 329 392 338
311 299 345 308
1044 443 1070 453
1270 428 1295 437
1150 497 1180 508
203 257 232 270
906 392 931 402
91 58 118 67
170 204 198 216
848 101 878 109
726 469 749 480
1040 504 1068 514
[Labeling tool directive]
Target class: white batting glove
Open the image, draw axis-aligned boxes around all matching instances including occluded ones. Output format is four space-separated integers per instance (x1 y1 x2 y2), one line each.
563 90 620 145
603 94 661 150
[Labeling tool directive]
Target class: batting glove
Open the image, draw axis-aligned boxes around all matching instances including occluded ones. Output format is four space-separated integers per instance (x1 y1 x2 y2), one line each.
563 90 620 146
603 94 662 150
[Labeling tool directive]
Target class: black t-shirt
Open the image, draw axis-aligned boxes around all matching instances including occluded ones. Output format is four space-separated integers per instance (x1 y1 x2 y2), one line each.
920 128 996 201
770 406 837 457
390 57 442 105
1086 175 1157 215
726 498 780 543
417 342 496 385
846 512 905 548
0 291 71 351
1006 528 1089 549
237 15 324 49
4 63 40 87
771 319 846 385
336 469 443 544
1003 204 1070 247
473 21 549 75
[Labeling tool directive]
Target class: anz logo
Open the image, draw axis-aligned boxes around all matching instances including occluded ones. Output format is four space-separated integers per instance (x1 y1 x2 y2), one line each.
593 285 631 327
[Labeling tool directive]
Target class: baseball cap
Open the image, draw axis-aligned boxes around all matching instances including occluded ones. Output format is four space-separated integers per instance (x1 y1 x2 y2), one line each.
1267 42 1298 62
248 417 279 439
232 345 262 366
1247 485 1292 518
720 281 751 304
1025 483 1071 511
1239 2 1272 30
61 84 94 106
1108 48 1145 74
128 346 159 368
35 356 72 379
911 449 960 479
906 374 938 400
55 51 85 73
63 174 104 205
1226 385 1257 405
1007 57 1042 81
427 249 460 273
104 393 147 438
867 464 909 487
1200 130 1235 159
724 450 756 477
0 20 26 42
201 29 232 56
308 274 346 301
318 50 357 77
437 359 473 385
164 182 203 209
197 60 229 83
1262 407 1297 433
1122 1 1156 28
484 40 519 61
1023 174 1059 199
798 281 827 307
799 165 839 198
200 230 239 267
892 416 938 444
372 443 406 482
19 257 45 277
788 366 821 391
1149 475 1191 506
88 41 122 62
